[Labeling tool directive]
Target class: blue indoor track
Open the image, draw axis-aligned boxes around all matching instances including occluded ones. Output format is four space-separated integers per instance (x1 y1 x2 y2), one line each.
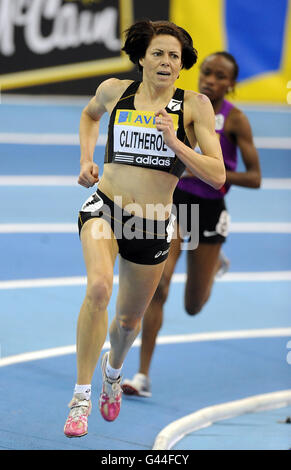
0 97 290 451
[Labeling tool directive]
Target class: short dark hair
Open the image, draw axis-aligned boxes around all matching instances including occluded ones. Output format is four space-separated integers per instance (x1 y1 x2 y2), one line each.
207 51 239 81
122 20 198 72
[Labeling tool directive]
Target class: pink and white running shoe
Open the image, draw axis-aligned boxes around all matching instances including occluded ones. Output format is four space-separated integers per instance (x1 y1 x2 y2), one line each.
99 352 122 422
64 393 92 438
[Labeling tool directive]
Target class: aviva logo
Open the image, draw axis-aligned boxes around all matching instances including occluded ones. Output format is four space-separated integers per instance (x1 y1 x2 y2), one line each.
116 109 178 129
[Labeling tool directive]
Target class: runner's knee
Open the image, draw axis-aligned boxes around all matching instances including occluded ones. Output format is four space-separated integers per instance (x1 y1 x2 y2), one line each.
185 292 208 316
185 301 204 316
86 276 111 311
185 285 211 316
152 277 170 305
118 314 142 333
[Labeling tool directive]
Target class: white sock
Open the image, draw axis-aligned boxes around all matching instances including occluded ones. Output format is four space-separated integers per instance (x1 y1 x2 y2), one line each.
106 360 122 380
74 384 91 400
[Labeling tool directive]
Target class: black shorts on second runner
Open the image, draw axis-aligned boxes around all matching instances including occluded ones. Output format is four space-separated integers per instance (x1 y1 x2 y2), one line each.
173 186 230 244
78 189 176 265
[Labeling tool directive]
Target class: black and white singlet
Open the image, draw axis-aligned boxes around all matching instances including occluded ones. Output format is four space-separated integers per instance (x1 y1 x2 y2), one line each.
104 81 189 178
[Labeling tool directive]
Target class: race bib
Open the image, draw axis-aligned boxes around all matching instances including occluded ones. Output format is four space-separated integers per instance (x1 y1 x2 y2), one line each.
215 210 230 237
113 110 178 168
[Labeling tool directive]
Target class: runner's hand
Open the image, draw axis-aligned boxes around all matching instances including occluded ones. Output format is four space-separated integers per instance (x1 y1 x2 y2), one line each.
155 108 177 150
78 161 99 188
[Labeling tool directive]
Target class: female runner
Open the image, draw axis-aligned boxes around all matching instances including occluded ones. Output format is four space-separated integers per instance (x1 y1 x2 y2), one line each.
64 21 225 437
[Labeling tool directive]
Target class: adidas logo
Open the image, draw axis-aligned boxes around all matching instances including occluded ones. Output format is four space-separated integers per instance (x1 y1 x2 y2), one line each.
136 156 170 167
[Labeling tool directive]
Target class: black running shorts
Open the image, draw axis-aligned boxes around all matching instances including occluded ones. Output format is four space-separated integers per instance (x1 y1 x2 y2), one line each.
173 186 229 244
78 189 176 265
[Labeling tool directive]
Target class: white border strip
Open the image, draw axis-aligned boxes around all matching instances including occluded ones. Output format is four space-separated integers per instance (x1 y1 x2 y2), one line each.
1 271 291 290
1 222 291 234
152 389 291 450
1 327 290 368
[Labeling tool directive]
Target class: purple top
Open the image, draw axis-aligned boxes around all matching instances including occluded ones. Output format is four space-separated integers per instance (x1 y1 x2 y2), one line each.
177 99 237 199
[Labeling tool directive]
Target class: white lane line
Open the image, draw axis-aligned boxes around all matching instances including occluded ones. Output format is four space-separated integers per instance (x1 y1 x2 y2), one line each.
1 271 291 290
254 137 291 149
0 276 88 290
152 389 291 450
0 176 291 189
1 222 291 233
216 271 291 282
0 223 78 233
229 222 291 233
3 97 289 111
1 133 290 149
0 133 107 146
1 94 91 105
262 178 291 189
0 176 79 186
1 327 290 368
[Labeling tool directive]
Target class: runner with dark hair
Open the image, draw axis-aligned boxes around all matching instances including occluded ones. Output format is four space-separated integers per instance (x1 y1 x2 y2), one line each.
63 21 225 437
